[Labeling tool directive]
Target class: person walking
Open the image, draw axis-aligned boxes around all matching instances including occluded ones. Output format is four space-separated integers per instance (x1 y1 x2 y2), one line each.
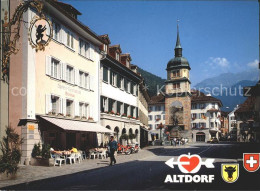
108 136 117 166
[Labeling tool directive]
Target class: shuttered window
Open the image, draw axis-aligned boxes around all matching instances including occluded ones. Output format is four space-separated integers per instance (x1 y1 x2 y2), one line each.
103 66 108 82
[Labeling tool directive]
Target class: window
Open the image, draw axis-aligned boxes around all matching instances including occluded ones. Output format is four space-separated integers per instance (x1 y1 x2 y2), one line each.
53 21 61 42
192 123 197 128
191 113 197 120
127 80 131 93
50 58 60 79
211 103 216 109
210 112 214 118
110 71 117 86
172 70 180 78
51 96 59 114
66 30 74 49
148 106 153 111
210 122 214 128
149 125 152 130
79 103 84 117
173 83 180 89
131 106 135 117
103 66 108 82
191 104 197 109
101 96 108 112
124 78 128 92
84 73 89 89
130 82 134 94
116 52 120 61
155 115 161 121
66 65 74 84
79 71 84 87
79 39 92 59
155 105 161 111
200 123 206 128
200 113 206 119
148 115 153 121
124 104 129 116
116 75 121 88
117 102 123 114
163 115 165 120
66 100 73 116
200 104 205 109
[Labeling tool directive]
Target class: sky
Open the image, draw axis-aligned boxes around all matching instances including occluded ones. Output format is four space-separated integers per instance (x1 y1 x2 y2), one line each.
63 0 259 86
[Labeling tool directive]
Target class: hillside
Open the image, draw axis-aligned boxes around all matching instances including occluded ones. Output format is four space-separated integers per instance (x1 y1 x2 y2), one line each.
137 67 166 96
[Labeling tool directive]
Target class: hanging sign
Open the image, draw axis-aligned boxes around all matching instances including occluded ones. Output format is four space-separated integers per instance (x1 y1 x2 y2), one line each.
29 15 52 51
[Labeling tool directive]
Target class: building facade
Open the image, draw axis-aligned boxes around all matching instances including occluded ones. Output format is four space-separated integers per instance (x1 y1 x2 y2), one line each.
165 25 191 138
9 1 112 164
99 35 142 146
228 106 239 141
148 94 165 141
0 0 9 150
191 91 222 142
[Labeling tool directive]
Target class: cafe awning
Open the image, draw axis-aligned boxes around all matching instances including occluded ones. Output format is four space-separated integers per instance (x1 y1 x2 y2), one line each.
40 116 113 133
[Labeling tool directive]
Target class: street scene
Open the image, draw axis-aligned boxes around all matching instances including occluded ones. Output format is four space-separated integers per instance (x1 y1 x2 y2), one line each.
0 0 259 190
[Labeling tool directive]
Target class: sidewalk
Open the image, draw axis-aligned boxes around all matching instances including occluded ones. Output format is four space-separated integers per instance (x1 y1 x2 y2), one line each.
0 148 156 188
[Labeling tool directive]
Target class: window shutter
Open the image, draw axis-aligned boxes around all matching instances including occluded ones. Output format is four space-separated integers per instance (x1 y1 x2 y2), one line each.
45 55 51 76
74 69 79 86
62 63 67 81
63 98 67 116
90 44 95 60
45 94 51 114
74 100 79 116
89 75 95 91
59 98 63 114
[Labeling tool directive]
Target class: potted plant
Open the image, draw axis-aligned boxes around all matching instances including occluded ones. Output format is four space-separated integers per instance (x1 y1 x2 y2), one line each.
121 113 126 117
57 113 64 117
127 115 132 119
31 144 53 166
81 116 87 120
116 112 120 116
0 126 23 179
109 111 115 115
129 134 136 143
120 133 129 145
74 115 80 119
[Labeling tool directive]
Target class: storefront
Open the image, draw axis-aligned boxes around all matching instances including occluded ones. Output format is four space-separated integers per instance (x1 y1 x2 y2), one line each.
38 116 113 150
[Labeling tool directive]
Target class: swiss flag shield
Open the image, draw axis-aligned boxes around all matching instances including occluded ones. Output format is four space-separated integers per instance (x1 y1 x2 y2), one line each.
243 153 260 172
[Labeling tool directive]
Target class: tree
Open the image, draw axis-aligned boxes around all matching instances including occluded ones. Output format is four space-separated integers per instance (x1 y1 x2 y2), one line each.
0 126 23 177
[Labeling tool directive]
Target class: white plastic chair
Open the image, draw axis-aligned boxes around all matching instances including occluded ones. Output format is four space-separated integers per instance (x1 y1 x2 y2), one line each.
98 150 107 159
75 152 81 163
89 151 97 159
54 154 65 167
67 153 76 164
81 151 87 160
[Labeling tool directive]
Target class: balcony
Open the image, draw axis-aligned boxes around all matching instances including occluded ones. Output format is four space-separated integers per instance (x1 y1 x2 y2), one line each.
100 112 140 123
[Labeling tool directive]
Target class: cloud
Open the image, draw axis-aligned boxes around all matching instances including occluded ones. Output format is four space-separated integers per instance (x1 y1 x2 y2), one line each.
209 57 229 68
247 59 259 68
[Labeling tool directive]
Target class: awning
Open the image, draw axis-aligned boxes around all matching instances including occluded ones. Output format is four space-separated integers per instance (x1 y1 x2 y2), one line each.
40 116 113 133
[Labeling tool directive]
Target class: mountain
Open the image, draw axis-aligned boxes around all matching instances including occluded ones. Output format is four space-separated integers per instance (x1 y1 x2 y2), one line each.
193 70 258 111
138 67 258 111
194 70 258 90
137 67 166 96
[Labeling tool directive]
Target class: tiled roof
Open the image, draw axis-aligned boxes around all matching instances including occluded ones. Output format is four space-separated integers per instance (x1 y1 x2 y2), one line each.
149 93 165 104
191 90 222 106
235 97 255 113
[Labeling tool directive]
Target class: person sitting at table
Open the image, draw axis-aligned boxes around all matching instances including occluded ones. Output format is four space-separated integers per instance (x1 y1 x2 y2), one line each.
70 147 78 153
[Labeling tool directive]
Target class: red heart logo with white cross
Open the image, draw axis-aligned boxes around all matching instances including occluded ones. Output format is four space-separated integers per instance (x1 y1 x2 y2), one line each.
177 154 202 173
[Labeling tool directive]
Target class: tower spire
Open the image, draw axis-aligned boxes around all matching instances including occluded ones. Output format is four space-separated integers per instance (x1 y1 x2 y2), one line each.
175 19 182 57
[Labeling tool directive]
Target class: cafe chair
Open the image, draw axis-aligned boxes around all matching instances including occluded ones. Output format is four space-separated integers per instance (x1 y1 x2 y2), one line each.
98 150 107 159
67 153 76 164
75 152 81 163
54 154 65 167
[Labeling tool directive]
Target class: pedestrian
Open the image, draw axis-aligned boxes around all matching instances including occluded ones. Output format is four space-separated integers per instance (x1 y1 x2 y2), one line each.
108 136 117 166
173 138 177 147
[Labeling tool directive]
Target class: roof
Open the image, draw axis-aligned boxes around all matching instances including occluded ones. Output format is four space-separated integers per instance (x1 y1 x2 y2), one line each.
191 90 223 106
149 93 165 104
235 97 255 114
99 34 111 44
54 1 82 15
109 44 122 53
121 53 132 61
40 116 113 133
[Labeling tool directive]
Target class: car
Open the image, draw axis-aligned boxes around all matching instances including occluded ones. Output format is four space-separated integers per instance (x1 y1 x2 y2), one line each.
207 137 219 144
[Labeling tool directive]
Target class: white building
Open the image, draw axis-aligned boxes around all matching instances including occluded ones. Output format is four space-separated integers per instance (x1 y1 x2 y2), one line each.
228 105 239 140
99 35 142 146
191 91 222 142
148 94 166 141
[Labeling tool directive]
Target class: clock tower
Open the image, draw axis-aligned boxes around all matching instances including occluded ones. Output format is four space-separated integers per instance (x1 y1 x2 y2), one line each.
165 24 191 136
